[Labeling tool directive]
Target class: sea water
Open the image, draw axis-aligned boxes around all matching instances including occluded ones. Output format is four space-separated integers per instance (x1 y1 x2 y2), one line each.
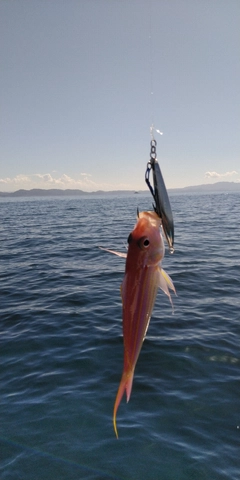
0 192 239 480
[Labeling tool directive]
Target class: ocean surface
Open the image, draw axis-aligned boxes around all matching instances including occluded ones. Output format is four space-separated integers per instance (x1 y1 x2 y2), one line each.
0 192 239 480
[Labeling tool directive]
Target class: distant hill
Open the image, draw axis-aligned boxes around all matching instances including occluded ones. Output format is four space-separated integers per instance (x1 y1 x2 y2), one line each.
0 182 240 197
0 188 87 197
169 181 240 194
0 188 135 197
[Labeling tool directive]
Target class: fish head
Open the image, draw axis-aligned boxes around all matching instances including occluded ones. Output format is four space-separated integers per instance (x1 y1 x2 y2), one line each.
127 211 164 267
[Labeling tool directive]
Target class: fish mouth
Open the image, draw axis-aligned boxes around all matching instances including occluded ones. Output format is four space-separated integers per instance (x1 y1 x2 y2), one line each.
138 211 161 228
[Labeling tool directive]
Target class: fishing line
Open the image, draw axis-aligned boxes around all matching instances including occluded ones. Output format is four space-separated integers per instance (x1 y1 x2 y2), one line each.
148 0 163 140
148 0 155 132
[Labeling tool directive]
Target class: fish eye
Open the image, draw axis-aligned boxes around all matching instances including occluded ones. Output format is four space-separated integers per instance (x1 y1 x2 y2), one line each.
127 233 133 244
138 236 150 249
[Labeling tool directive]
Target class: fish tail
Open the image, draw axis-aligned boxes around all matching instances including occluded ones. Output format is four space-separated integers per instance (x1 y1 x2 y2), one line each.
113 369 134 438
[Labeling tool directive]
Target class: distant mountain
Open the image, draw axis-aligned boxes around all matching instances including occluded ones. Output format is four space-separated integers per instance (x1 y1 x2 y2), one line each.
169 181 240 194
0 188 87 197
0 188 137 197
0 182 240 197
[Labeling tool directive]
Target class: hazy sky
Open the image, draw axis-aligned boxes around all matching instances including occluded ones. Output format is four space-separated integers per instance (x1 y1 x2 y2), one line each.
0 0 239 191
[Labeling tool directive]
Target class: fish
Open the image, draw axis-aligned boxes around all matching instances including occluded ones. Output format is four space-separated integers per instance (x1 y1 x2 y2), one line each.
101 210 175 437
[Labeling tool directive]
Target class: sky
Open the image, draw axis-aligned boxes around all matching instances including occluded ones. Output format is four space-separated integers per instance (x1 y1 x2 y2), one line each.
0 0 239 192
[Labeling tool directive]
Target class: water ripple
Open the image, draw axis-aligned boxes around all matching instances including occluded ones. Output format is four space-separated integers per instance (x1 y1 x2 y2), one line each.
0 193 240 480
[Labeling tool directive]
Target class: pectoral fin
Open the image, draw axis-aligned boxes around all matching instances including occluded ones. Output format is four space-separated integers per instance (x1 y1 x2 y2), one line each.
158 267 176 310
99 247 127 258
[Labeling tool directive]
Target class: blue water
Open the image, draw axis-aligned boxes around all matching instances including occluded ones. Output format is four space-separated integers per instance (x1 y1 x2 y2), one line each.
0 192 239 480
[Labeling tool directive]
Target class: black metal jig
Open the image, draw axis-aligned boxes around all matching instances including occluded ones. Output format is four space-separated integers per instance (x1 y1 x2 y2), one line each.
145 139 174 253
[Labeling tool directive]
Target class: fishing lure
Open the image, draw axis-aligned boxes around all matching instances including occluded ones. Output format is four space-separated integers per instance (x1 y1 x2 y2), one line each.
145 138 174 253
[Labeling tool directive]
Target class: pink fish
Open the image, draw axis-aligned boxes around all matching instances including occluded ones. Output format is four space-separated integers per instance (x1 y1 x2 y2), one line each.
101 211 175 437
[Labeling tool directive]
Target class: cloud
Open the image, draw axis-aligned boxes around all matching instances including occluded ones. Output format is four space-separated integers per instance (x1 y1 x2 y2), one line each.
0 173 129 192
0 174 32 185
205 170 238 179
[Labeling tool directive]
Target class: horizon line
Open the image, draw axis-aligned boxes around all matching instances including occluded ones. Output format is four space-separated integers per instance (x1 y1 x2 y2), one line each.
1 180 240 196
